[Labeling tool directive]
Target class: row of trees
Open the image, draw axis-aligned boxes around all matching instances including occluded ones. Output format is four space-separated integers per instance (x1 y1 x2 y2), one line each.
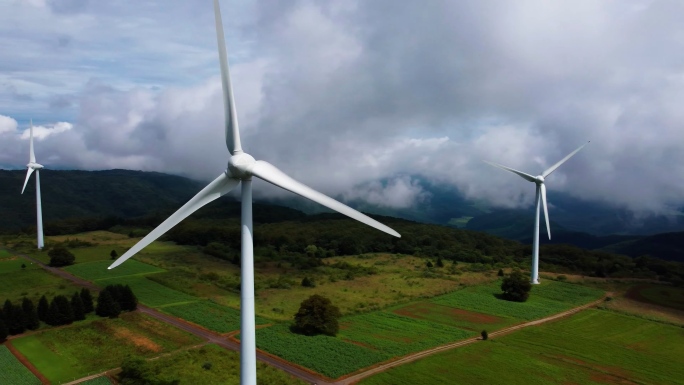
0 285 137 341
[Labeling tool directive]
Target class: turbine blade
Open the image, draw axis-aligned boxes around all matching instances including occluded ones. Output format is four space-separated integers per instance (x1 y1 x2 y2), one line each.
542 141 590 178
250 160 401 238
21 168 35 194
483 161 536 183
213 0 242 155
29 120 36 163
540 183 551 239
109 173 240 269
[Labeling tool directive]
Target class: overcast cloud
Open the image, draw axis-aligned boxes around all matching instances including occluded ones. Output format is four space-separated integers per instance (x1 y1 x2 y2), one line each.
1 0 684 214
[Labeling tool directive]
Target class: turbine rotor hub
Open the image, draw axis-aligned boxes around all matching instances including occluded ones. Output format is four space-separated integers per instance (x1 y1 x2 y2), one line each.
535 175 545 183
227 152 256 178
27 162 43 170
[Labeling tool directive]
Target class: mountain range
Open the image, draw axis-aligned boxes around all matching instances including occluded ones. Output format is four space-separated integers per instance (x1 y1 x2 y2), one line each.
1 169 682 261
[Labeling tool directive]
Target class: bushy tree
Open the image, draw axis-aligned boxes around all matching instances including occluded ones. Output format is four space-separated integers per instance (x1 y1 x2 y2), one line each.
501 269 532 302
22 298 40 330
48 246 75 267
0 319 7 342
71 292 86 321
426 260 434 268
53 295 74 325
301 276 316 288
436 257 444 268
119 355 180 385
498 268 504 277
8 303 26 335
110 249 118 260
481 330 488 340
37 295 49 322
96 290 121 318
80 288 94 313
293 294 341 336
119 285 138 312
45 300 61 326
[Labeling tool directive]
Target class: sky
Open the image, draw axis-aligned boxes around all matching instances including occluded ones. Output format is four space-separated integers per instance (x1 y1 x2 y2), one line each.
1 0 683 215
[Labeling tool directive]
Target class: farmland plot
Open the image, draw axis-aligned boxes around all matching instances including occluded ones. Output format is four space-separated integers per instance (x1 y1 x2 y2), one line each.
0 346 41 385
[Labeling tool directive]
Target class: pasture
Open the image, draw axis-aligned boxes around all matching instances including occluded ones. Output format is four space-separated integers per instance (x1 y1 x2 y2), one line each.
163 300 269 333
626 283 684 311
137 344 306 385
0 345 41 385
390 302 514 331
64 259 165 281
12 312 201 384
360 309 684 385
0 257 82 303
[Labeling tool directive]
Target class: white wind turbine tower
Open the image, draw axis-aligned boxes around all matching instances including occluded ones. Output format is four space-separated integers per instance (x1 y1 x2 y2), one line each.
484 142 589 284
21 121 44 249
108 1 400 384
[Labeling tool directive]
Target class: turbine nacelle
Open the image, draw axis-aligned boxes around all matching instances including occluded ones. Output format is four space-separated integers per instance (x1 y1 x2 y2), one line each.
27 162 43 170
228 152 256 179
535 175 545 184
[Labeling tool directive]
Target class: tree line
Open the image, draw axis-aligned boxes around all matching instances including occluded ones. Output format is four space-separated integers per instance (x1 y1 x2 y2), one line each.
0 285 137 341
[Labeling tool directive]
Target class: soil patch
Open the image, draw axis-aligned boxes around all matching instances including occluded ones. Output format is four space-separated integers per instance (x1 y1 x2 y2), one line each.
112 327 162 353
394 302 504 325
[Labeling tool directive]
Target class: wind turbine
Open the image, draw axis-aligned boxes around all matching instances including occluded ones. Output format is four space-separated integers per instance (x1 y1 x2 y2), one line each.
21 120 44 249
484 141 589 284
108 1 400 384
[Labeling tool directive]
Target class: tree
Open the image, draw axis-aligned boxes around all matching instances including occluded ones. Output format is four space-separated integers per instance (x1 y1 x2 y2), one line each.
481 330 488 340
37 295 49 322
110 249 118 260
48 246 75 267
119 285 138 312
0 318 7 342
96 290 120 318
426 260 434 268
501 269 532 302
80 288 94 314
497 269 504 277
45 299 61 326
8 304 26 335
293 294 341 336
21 263 26 270
71 292 86 321
301 276 316 288
22 298 40 330
436 257 444 268
53 295 74 325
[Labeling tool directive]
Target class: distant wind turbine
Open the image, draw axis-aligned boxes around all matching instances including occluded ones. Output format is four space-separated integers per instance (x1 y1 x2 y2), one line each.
21 120 44 249
108 1 400 384
484 141 589 284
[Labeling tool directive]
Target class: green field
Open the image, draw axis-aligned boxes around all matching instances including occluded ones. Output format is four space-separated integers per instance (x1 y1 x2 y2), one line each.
136 344 305 385
627 284 684 310
389 302 515 331
163 300 269 333
0 345 41 385
433 280 604 320
64 259 165 281
97 275 199 307
79 376 113 384
12 312 202 384
256 323 389 379
360 309 684 385
0 258 81 303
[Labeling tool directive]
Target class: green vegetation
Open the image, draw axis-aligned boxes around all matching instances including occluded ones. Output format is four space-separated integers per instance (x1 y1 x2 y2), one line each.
500 269 532 302
293 294 341 336
389 302 515 331
79 377 113 385
48 245 75 267
360 309 684 385
433 280 603 320
163 300 268 333
0 345 40 385
626 284 684 310
122 344 305 385
0 257 79 304
256 323 388 378
64 259 164 281
12 312 201 384
98 275 197 308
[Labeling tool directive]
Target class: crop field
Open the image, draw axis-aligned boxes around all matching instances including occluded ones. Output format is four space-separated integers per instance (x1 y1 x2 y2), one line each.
12 312 201 384
0 248 12 258
64 259 165 281
390 302 515 331
98 275 198 307
255 323 389 379
140 344 306 385
361 309 684 385
339 312 473 356
0 346 41 385
163 300 269 333
433 280 604 320
0 256 33 274
626 284 684 310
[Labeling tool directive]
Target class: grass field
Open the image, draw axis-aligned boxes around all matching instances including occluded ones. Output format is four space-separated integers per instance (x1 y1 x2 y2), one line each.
98 275 199 307
0 345 41 385
12 312 202 384
389 302 515 331
64 259 165 281
137 344 306 385
79 376 113 384
433 280 604 320
0 258 82 303
626 284 684 310
163 300 269 333
360 309 684 385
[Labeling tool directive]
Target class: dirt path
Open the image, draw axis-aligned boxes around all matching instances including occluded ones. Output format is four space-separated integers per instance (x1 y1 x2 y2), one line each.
334 294 609 385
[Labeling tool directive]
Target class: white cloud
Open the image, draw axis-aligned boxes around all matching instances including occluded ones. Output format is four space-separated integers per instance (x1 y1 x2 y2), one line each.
0 115 18 134
20 122 73 140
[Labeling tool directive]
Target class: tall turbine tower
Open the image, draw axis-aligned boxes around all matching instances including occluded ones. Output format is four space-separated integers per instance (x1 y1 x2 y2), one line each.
484 142 589 284
21 121 44 249
108 1 400 384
